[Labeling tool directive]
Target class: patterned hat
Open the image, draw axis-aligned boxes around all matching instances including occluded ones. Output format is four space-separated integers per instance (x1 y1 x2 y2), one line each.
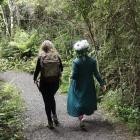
73 40 90 51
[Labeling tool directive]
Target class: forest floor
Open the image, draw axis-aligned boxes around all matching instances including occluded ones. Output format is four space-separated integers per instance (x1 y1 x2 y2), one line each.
0 71 139 140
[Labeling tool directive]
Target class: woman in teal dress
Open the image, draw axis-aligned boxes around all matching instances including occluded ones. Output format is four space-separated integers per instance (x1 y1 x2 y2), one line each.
67 40 106 128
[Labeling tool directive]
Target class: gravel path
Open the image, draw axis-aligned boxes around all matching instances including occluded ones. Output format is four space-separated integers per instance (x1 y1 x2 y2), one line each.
0 71 135 140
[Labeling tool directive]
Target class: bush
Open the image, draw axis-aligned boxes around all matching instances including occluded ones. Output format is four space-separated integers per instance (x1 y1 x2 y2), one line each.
0 28 40 73
0 29 39 60
101 89 140 134
0 57 36 73
0 82 24 140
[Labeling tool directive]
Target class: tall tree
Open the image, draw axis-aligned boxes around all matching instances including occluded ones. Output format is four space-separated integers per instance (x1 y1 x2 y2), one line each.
68 0 97 47
0 0 10 37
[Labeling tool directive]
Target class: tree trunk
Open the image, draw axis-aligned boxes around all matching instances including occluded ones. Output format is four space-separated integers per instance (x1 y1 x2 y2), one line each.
8 0 15 38
0 5 10 37
83 17 97 48
15 4 20 26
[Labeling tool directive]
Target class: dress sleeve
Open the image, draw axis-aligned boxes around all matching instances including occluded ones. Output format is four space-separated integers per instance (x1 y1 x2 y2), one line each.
93 59 106 86
71 61 78 80
33 57 41 81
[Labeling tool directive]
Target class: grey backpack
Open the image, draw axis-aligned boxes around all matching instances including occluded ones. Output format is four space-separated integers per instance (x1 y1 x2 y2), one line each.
40 53 60 78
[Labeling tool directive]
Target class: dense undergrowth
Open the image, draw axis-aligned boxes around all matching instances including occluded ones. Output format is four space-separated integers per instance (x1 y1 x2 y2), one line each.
0 81 24 140
100 89 140 135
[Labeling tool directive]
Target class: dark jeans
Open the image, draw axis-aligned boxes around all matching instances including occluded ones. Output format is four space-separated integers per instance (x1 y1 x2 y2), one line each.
40 79 59 123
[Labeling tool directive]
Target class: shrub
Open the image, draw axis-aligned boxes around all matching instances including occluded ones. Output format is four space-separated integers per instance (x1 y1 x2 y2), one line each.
0 57 36 73
1 29 39 59
0 82 24 140
101 89 140 134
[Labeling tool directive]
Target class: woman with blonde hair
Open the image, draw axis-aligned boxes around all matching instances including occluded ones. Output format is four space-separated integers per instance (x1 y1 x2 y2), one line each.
34 40 63 129
67 40 106 129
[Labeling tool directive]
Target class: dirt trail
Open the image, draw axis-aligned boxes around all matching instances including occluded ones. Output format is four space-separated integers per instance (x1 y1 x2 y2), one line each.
0 71 135 140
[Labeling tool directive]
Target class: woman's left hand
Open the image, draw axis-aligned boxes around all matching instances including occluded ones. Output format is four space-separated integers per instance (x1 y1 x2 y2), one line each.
101 85 106 92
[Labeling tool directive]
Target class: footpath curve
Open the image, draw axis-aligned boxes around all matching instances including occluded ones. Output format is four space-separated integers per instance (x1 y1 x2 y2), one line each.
0 71 134 140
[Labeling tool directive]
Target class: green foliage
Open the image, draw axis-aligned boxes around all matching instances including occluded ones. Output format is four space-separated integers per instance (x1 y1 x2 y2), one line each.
68 0 95 18
101 89 122 114
1 29 39 59
101 89 140 134
60 59 72 93
0 57 36 73
46 0 68 15
0 28 38 73
54 33 74 59
0 0 4 5
0 82 24 140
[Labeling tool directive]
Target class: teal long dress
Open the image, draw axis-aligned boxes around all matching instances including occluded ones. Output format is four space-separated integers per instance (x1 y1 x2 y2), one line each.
67 56 105 117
